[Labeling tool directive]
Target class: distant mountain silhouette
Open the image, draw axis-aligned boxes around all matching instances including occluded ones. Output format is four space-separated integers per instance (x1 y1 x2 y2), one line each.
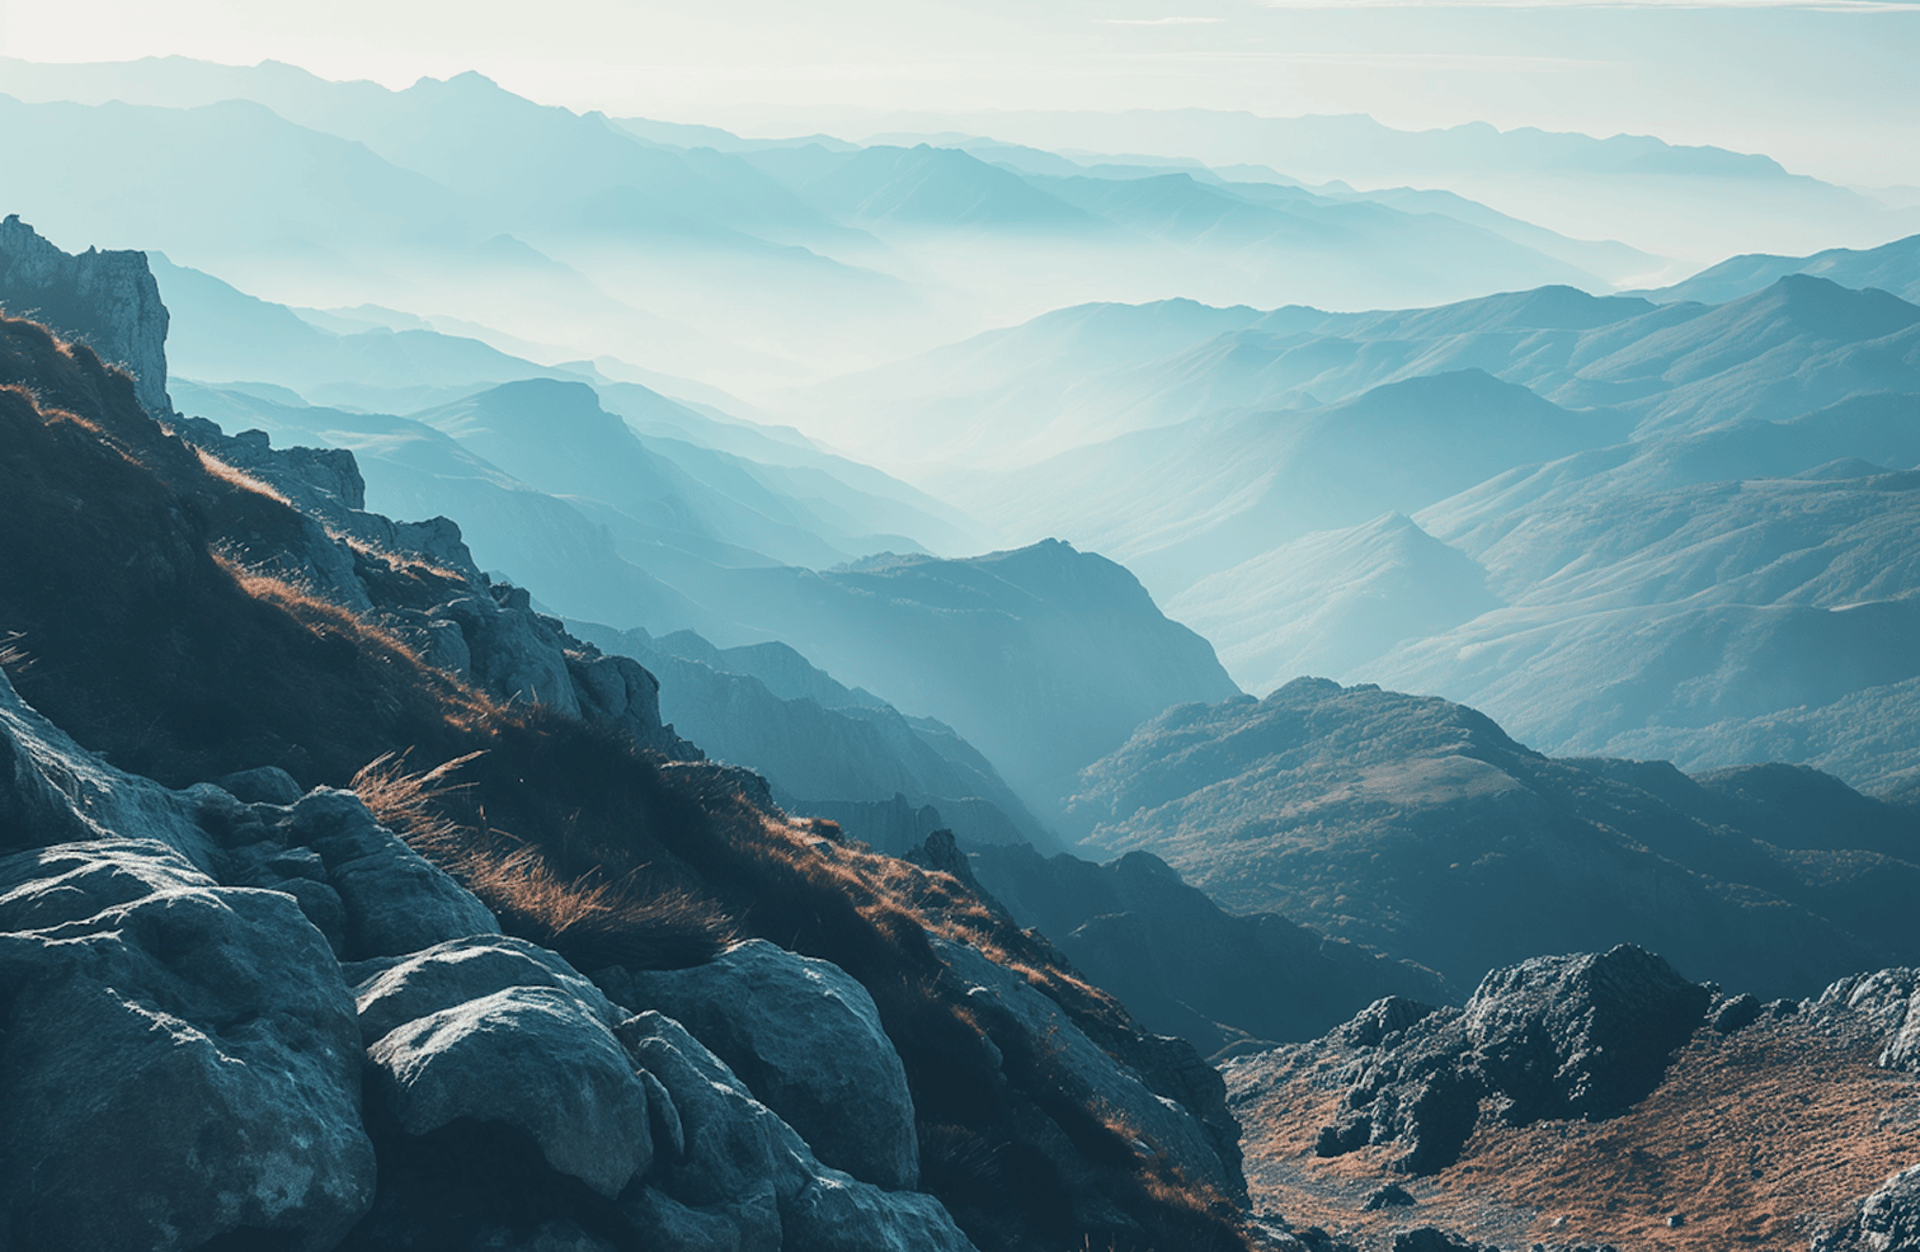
1644 232 1920 306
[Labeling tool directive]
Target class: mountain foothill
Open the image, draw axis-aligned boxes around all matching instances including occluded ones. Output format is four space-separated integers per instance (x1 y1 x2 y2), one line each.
2 53 1920 1252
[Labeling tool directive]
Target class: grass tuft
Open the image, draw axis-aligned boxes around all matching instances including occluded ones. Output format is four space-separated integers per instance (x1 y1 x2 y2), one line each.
353 748 736 971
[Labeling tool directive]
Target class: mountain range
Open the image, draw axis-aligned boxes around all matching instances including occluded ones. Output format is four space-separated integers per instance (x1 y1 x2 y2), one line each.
0 56 1727 389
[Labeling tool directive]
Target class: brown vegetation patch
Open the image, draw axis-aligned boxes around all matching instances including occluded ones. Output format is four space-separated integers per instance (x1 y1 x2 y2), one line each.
1231 1020 1920 1249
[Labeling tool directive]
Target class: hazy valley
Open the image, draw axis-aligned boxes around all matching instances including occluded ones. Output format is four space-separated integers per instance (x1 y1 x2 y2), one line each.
1 35 1918 1252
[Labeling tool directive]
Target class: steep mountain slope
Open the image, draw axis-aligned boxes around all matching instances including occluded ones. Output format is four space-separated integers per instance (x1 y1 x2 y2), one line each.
0 248 1256 1251
1071 678 1920 999
810 277 1920 477
166 377 1236 821
1359 408 1920 779
152 256 984 555
684 543 1243 820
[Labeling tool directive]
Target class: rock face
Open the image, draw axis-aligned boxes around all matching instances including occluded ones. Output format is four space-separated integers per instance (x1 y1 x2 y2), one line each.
622 1011 976 1252
609 939 922 1190
0 213 171 414
0 838 375 1251
1816 1163 1920 1252
1314 946 1710 1173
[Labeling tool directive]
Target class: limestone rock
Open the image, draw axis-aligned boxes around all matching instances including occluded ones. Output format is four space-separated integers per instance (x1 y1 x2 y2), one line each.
351 933 622 1044
289 787 499 960
0 213 171 414
619 1010 979 1252
615 938 920 1190
0 838 374 1251
367 985 653 1198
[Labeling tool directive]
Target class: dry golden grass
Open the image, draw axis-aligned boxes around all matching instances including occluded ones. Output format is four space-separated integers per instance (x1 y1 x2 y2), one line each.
192 445 291 506
353 749 735 967
1231 1020 1920 1250
332 529 465 583
210 551 494 731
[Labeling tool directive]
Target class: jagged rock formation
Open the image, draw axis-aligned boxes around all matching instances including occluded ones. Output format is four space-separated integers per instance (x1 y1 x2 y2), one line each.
1073 678 1920 998
967 842 1444 1058
1307 946 1710 1174
1816 1164 1920 1252
0 213 171 414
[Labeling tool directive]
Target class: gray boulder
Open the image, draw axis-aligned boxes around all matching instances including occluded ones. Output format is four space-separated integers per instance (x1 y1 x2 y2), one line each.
289 787 499 960
614 938 921 1190
352 933 622 1044
619 1010 978 1252
367 984 653 1198
0 838 374 1251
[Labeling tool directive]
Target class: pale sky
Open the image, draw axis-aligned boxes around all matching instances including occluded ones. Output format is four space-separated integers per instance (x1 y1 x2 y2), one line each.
2 0 1916 186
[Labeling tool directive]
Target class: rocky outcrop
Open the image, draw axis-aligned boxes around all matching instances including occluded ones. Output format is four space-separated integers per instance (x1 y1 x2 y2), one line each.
606 939 922 1191
0 659 978 1252
167 413 701 760
1808 967 1920 1071
1313 946 1710 1174
0 837 375 1252
0 213 170 414
1815 1163 1920 1252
